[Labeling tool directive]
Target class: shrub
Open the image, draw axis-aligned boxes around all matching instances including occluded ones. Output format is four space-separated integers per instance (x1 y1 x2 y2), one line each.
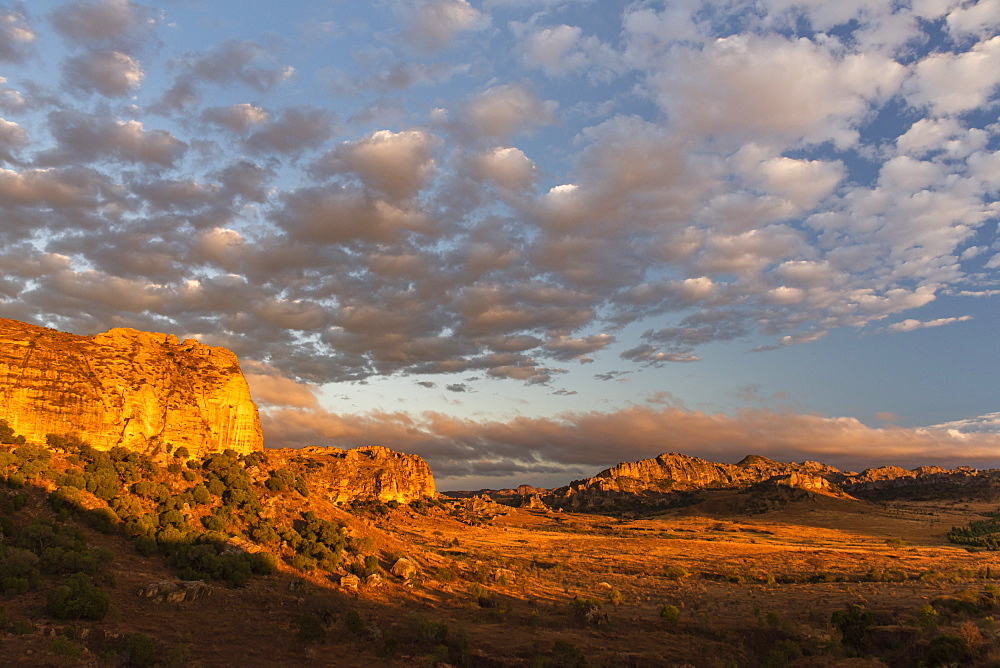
249 551 279 575
84 507 120 534
191 484 211 505
120 632 157 667
345 609 365 636
133 535 158 557
11 618 34 634
916 604 939 630
832 604 876 653
925 633 972 666
296 615 326 644
46 573 110 620
550 640 587 667
49 635 84 659
663 564 689 580
660 604 680 623
0 419 25 445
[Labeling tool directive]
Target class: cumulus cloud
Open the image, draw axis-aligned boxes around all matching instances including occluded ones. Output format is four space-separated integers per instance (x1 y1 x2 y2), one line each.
905 36 1000 115
0 118 28 163
50 0 156 48
62 50 144 97
460 84 558 139
645 34 905 149
314 129 438 201
0 0 996 460
471 146 537 191
401 0 488 52
43 110 186 167
0 10 35 62
516 23 618 79
155 39 294 111
201 103 270 133
244 106 335 155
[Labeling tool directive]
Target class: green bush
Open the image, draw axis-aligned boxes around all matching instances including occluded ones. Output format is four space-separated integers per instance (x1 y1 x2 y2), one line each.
120 632 157 667
660 604 680 623
134 535 158 557
49 635 84 659
84 506 120 534
191 484 211 505
46 573 110 620
296 615 326 644
832 604 876 653
0 419 25 445
925 633 972 666
663 564 689 580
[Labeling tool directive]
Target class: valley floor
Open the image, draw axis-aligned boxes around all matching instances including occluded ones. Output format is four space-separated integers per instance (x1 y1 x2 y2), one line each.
6 490 1000 667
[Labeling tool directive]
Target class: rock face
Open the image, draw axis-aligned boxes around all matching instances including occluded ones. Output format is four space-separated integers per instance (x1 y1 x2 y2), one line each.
269 445 436 504
0 318 263 457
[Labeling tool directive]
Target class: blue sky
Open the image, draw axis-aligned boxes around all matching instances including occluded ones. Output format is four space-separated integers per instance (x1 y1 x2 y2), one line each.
0 0 997 489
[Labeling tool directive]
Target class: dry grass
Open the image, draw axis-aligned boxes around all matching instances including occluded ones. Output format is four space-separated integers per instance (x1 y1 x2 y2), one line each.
6 486 1000 666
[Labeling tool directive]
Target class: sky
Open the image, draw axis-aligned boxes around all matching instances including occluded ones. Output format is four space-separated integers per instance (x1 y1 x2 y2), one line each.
0 0 998 490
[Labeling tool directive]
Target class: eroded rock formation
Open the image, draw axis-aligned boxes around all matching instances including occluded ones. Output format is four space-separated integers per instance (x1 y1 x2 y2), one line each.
0 317 263 457
542 451 984 510
268 445 436 504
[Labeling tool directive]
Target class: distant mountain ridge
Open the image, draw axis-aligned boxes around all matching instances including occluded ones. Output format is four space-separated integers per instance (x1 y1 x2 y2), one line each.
447 452 993 510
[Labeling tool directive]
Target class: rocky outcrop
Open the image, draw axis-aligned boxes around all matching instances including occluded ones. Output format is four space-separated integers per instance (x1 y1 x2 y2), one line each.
135 581 212 603
269 445 436 504
549 452 846 509
540 451 983 510
0 318 263 458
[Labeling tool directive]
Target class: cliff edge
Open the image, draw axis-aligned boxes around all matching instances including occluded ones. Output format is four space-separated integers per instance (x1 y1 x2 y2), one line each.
0 317 263 457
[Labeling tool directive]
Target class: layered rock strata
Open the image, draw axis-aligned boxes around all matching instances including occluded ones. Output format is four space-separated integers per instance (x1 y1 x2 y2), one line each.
0 317 262 457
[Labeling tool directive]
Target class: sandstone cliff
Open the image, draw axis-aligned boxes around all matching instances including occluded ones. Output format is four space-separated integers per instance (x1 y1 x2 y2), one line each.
0 317 262 457
268 445 436 504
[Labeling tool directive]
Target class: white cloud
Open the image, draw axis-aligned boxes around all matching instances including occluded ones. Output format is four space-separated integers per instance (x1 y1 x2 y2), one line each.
63 51 144 97
945 0 1000 39
202 104 270 133
403 0 488 52
472 146 537 191
905 36 1000 115
462 84 557 139
0 10 35 62
646 34 906 149
888 315 973 332
327 129 439 201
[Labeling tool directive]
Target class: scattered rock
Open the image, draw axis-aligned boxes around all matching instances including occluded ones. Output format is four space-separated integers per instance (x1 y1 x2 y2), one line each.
340 574 361 589
494 568 515 584
135 581 211 603
365 573 383 588
391 557 418 579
